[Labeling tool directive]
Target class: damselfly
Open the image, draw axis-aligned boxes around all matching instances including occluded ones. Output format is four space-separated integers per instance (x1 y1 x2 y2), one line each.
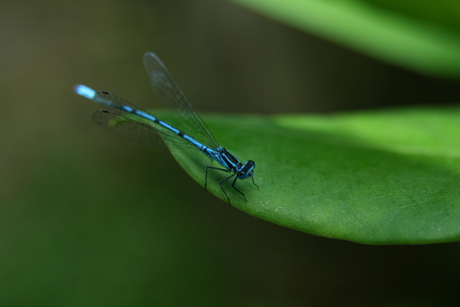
75 52 258 203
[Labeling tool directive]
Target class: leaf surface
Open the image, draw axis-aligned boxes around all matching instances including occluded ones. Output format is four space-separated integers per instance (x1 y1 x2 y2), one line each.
164 106 460 244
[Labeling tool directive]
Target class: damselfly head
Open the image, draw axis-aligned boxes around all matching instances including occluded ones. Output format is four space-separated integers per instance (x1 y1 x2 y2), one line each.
237 160 256 179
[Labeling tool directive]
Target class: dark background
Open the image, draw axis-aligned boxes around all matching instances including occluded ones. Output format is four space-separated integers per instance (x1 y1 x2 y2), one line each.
1 0 460 306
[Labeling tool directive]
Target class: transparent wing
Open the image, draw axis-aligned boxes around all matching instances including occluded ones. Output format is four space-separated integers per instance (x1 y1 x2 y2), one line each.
143 51 220 149
91 90 200 150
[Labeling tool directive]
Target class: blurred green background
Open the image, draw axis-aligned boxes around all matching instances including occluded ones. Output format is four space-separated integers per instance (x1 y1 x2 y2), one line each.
2 0 460 306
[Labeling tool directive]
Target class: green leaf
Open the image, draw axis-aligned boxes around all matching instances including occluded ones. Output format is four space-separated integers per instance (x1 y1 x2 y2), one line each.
162 106 460 245
230 0 460 78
